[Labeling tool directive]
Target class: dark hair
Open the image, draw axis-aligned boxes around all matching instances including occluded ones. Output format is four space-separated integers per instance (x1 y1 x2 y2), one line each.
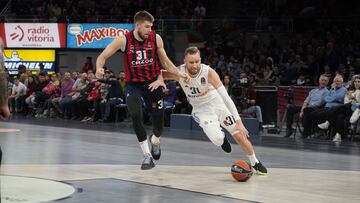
134 10 154 23
39 72 46 77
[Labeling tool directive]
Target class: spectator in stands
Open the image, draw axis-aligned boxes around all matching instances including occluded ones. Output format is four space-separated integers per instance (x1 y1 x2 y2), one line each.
82 56 93 73
268 66 281 86
296 73 306 86
72 71 79 80
8 77 27 113
34 74 59 117
234 73 263 129
83 80 102 122
281 62 298 85
264 57 274 81
78 73 97 122
291 54 305 73
228 59 241 81
39 63 45 73
55 72 75 118
104 69 111 79
25 75 36 101
41 76 61 118
316 75 360 141
97 75 123 122
284 74 329 138
194 2 206 18
26 72 49 110
242 87 263 129
118 71 126 96
255 72 269 86
349 75 360 125
69 72 89 120
223 75 232 93
307 74 347 139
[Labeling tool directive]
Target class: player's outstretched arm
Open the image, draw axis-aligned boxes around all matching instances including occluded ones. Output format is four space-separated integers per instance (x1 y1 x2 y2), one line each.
161 70 180 81
96 35 125 79
156 35 190 82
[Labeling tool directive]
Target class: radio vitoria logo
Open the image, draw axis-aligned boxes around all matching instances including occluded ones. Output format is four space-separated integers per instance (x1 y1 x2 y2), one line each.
8 24 56 43
10 25 24 41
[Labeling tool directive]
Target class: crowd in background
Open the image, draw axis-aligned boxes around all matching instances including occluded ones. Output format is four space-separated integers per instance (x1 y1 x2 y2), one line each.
5 0 359 21
7 58 127 123
3 0 360 140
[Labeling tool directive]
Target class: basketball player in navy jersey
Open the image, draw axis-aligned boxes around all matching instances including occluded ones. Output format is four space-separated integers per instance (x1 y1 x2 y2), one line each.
150 47 267 175
0 38 11 165
96 11 189 170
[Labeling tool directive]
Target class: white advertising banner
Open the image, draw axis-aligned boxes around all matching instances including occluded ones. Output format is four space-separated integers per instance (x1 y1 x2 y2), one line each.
2 23 66 48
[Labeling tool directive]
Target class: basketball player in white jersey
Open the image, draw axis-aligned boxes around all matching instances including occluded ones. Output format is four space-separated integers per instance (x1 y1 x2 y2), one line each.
149 46 267 175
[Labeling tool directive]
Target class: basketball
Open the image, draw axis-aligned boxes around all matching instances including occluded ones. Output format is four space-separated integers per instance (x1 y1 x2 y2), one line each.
231 160 253 182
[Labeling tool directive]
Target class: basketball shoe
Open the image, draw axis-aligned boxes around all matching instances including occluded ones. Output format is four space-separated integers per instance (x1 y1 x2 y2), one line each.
253 162 267 175
141 154 155 170
221 137 232 153
150 135 161 160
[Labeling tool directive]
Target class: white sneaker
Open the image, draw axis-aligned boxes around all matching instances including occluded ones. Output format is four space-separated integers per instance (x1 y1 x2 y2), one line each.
318 121 330 130
350 109 360 124
332 133 342 142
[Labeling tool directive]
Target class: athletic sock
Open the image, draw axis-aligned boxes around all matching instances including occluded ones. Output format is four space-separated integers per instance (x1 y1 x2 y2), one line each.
247 152 259 166
139 139 151 156
151 134 160 145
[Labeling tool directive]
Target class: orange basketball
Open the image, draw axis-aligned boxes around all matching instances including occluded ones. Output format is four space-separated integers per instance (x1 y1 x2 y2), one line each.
231 160 253 182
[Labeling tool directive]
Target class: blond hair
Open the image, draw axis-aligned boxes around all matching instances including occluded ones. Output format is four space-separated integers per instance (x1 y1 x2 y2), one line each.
184 46 200 57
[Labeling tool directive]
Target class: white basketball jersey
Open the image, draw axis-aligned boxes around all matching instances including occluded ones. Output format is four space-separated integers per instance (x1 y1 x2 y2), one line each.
178 64 218 107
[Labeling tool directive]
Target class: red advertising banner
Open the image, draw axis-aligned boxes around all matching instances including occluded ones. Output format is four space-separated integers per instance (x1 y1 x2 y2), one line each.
0 23 66 48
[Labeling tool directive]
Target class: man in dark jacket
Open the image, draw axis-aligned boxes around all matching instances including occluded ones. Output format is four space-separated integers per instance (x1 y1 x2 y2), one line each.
97 75 124 121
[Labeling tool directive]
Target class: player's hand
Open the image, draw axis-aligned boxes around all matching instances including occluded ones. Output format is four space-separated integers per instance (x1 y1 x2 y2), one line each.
235 120 249 138
95 68 104 79
148 79 167 92
180 72 190 83
0 104 11 121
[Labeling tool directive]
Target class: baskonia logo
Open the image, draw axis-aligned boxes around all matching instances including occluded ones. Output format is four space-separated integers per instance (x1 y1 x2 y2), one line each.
75 27 129 46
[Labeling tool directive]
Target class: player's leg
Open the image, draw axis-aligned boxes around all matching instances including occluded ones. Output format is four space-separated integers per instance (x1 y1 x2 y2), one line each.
220 110 267 175
126 84 154 170
192 110 232 153
143 87 164 160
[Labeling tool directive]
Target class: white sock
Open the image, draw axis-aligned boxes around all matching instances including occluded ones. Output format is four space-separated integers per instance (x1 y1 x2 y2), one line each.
151 134 160 145
247 152 259 166
139 139 151 156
